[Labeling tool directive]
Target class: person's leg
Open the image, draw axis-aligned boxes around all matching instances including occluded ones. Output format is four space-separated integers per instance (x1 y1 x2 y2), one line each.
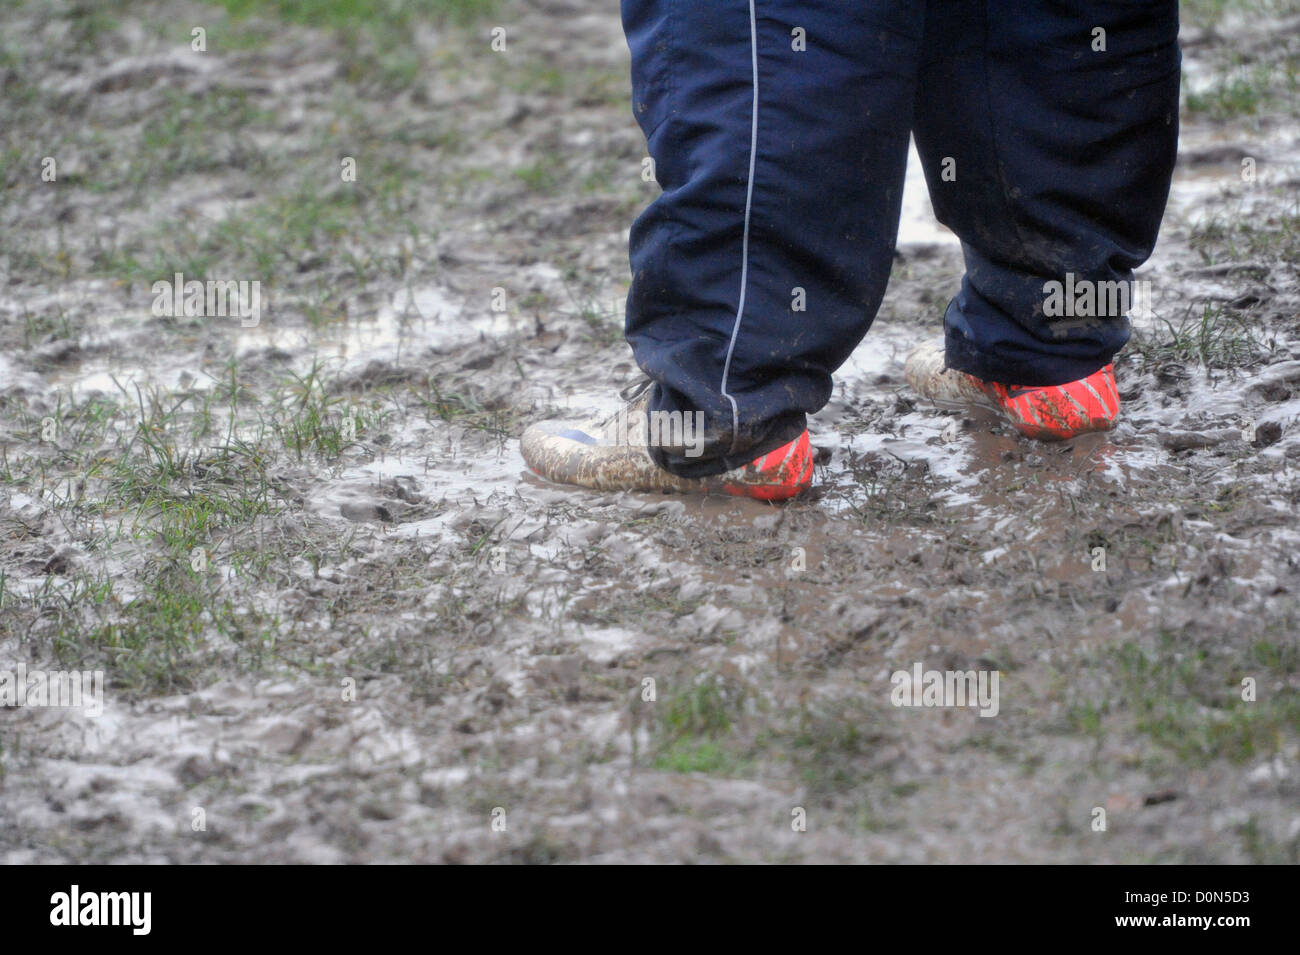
911 0 1180 388
621 0 924 477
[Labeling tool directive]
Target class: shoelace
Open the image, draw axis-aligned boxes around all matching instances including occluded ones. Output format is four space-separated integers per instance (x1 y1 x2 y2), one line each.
618 378 654 403
586 378 655 434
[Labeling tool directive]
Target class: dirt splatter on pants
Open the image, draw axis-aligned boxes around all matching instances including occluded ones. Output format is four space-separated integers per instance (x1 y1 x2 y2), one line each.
621 0 1180 476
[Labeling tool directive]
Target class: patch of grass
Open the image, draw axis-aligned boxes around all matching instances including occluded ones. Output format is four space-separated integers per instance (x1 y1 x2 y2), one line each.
1237 814 1300 864
100 386 277 520
94 158 419 286
506 61 627 108
266 361 390 460
52 563 279 696
1190 202 1300 266
842 451 951 527
655 739 732 773
20 304 80 346
1186 63 1276 119
647 674 905 820
0 380 309 697
1182 6 1300 120
1182 0 1300 30
554 273 626 346
213 0 500 29
785 699 891 796
513 160 559 193
1129 302 1263 371
211 0 502 90
652 674 749 774
1067 700 1106 738
124 88 278 189
64 0 120 44
4 381 286 556
1070 633 1300 768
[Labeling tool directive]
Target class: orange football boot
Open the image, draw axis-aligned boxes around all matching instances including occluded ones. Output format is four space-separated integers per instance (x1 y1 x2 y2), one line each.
905 340 1119 440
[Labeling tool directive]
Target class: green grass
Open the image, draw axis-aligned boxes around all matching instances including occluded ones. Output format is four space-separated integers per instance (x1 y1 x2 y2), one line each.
3 359 391 529
0 361 397 695
646 677 911 835
1067 633 1300 768
513 160 560 193
51 563 280 696
212 0 501 29
652 674 749 774
268 361 388 459
505 61 627 107
20 304 80 347
785 700 892 796
62 0 121 44
1190 202 1300 266
1186 64 1282 119
1237 814 1300 863
1182 5 1300 120
94 161 418 286
1182 0 1300 30
1129 302 1264 371
647 672 906 813
554 271 627 346
211 0 502 89
1 0 465 285
127 88 278 187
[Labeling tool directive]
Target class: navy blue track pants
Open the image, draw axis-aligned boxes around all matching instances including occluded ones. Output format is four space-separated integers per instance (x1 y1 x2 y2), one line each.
621 0 1181 477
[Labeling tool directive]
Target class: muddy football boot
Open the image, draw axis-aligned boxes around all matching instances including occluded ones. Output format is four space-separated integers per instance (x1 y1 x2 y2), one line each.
520 382 813 500
904 340 1120 440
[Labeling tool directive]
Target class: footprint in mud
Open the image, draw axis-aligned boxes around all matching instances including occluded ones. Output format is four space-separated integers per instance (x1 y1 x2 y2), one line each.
339 501 393 523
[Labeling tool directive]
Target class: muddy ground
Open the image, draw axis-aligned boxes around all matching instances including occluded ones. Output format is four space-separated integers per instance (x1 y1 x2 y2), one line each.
1 0 1298 863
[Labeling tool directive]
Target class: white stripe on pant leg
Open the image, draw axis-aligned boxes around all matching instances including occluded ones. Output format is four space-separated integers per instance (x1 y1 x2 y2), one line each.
719 0 760 456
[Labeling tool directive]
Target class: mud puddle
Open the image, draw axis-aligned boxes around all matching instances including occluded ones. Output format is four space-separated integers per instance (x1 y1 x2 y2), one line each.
2 0 1299 864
